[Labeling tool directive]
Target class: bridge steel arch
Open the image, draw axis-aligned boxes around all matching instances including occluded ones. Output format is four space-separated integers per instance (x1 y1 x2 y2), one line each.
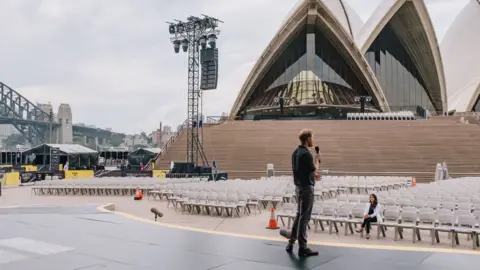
0 82 54 145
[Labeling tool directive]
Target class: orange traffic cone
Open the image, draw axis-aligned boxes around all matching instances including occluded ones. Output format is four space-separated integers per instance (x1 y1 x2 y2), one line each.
134 189 143 201
412 176 417 187
266 207 279 230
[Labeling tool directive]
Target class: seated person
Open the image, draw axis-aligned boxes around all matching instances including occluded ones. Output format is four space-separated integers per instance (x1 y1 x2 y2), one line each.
356 194 382 239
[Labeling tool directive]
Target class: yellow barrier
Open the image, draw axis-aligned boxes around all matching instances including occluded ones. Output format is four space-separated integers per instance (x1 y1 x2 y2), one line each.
65 170 94 179
0 165 37 172
3 172 20 186
22 165 38 172
152 170 169 178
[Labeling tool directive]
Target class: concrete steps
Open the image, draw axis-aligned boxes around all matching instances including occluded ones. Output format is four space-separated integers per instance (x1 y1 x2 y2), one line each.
155 120 480 183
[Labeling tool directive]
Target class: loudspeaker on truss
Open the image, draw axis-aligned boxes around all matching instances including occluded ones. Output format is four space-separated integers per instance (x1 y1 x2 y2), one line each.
200 48 218 90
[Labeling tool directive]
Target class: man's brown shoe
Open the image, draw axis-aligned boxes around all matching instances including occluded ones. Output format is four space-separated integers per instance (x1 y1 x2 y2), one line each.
285 243 293 253
298 247 319 257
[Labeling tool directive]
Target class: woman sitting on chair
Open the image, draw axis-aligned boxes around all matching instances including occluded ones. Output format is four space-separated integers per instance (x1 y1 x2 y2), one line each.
356 194 382 239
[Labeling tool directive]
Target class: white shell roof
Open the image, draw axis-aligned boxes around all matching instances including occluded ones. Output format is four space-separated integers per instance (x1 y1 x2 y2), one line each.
353 0 447 112
441 0 480 111
355 0 398 50
322 0 364 38
448 79 480 112
283 0 364 38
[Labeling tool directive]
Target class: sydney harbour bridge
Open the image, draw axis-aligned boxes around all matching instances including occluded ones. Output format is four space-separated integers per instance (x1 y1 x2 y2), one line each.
0 81 124 147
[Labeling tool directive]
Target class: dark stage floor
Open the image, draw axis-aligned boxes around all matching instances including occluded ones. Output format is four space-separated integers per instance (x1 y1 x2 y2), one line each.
0 204 478 270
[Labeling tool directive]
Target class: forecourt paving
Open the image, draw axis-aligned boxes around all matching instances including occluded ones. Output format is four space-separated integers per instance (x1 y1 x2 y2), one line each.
1 204 480 270
1 186 478 251
1 187 480 269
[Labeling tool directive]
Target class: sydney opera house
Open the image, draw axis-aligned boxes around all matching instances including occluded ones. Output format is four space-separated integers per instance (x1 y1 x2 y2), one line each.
155 0 480 181
230 0 480 119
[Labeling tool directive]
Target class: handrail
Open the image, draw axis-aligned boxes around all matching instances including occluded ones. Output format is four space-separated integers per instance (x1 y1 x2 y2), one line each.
223 170 437 174
206 113 229 124
145 114 232 170
145 118 189 170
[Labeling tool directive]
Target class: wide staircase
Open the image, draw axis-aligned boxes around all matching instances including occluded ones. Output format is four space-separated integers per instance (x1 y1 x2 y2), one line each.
155 119 480 183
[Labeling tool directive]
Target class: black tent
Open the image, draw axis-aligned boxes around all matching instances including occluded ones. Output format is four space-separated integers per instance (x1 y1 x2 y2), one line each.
128 148 161 169
22 144 98 170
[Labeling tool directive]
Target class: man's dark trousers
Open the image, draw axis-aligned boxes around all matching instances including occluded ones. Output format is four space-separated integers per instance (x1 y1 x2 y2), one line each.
289 185 314 248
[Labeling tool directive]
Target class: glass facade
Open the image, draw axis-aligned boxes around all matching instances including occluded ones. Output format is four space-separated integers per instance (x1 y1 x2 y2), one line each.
473 94 480 112
241 25 376 118
365 23 435 112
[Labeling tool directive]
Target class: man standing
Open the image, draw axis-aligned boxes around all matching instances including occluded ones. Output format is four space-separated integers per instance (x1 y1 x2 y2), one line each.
281 129 320 257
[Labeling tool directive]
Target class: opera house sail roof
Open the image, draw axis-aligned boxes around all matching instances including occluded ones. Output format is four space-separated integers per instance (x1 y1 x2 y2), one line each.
442 0 480 112
230 0 388 119
320 0 364 38
230 0 477 119
356 0 446 113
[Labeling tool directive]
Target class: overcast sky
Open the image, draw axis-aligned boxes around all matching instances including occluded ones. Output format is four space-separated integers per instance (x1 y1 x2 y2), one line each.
0 0 469 134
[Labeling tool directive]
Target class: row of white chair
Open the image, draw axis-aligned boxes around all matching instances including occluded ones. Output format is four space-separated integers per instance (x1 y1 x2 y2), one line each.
278 201 480 249
31 178 201 196
347 111 415 120
165 191 262 217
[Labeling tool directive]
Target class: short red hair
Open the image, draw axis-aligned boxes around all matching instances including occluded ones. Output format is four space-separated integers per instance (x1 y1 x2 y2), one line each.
298 129 312 144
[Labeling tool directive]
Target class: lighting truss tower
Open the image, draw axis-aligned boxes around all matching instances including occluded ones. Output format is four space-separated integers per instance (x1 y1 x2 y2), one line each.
168 15 222 166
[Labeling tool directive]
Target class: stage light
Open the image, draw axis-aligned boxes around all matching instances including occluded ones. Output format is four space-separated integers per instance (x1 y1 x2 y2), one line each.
169 25 176 34
202 18 210 28
208 34 217 49
177 23 184 33
173 40 181 53
354 96 372 113
199 36 207 50
181 39 189 52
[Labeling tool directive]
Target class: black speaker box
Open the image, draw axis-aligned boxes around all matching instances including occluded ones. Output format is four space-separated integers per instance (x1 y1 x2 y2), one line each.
171 162 195 174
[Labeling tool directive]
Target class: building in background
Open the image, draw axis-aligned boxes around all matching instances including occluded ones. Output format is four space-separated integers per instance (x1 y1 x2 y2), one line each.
160 125 174 147
151 122 163 147
37 103 53 116
123 135 134 149
149 122 174 148
122 133 150 150
0 125 19 140
133 135 149 148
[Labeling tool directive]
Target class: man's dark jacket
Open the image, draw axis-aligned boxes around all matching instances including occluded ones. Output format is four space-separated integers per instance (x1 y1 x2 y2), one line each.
291 145 316 187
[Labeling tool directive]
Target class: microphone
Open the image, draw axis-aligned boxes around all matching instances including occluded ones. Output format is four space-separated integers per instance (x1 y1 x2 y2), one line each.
150 208 163 221
314 146 321 164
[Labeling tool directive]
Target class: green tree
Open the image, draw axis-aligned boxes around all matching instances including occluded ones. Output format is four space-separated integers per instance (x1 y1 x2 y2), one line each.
110 134 124 147
3 134 26 148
